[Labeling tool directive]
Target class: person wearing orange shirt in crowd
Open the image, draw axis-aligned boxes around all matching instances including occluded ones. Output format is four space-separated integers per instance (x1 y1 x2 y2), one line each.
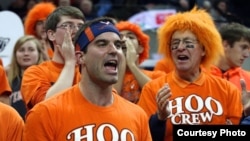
0 65 11 104
23 17 152 141
7 35 46 120
21 6 85 111
0 102 24 141
24 2 56 59
114 21 165 103
154 58 173 74
209 22 250 124
137 7 244 141
210 23 250 91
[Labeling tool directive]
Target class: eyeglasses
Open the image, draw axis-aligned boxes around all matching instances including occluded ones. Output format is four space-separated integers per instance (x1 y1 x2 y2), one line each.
170 38 199 50
56 22 83 30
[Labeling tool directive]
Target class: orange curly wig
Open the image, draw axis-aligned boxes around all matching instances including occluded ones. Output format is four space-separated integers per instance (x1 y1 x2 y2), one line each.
157 7 224 69
116 21 150 64
24 2 56 36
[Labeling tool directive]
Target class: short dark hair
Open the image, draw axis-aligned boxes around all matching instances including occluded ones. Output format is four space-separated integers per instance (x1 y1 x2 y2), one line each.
219 22 250 46
45 6 85 50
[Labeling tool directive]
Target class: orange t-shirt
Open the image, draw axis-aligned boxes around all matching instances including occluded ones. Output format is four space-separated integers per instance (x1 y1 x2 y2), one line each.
154 58 173 74
0 102 24 141
138 70 243 141
210 65 250 91
23 85 152 141
21 61 81 110
0 65 11 95
121 69 165 103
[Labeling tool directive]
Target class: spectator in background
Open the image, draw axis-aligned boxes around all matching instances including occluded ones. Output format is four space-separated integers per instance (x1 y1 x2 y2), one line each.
8 0 27 20
209 0 238 27
168 0 196 12
209 23 250 125
0 102 24 141
199 0 212 12
7 35 46 120
210 23 250 91
138 8 243 141
24 2 56 59
79 0 97 21
26 0 39 12
21 6 85 111
114 21 165 103
58 0 71 6
228 0 250 27
104 0 146 21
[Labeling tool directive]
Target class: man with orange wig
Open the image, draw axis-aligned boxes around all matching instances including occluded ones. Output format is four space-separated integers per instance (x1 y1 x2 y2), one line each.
24 2 56 59
114 21 165 104
137 7 246 141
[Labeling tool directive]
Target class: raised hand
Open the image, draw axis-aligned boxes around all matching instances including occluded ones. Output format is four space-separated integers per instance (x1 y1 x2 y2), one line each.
123 37 139 66
240 79 250 116
156 83 172 120
57 28 76 64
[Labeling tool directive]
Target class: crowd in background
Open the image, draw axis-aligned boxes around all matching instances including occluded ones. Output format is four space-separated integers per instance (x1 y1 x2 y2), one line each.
1 0 250 27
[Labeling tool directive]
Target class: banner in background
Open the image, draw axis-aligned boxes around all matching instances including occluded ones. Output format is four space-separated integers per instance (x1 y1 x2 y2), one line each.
0 11 24 67
128 9 176 31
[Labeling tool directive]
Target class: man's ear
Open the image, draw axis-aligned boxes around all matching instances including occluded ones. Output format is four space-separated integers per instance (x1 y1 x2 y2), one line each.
75 51 84 65
222 40 230 48
47 30 56 41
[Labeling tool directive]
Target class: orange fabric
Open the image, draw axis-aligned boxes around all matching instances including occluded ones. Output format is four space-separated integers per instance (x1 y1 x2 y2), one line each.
85 27 94 41
23 85 152 141
121 69 165 103
21 61 81 110
0 102 24 141
0 65 11 95
154 58 174 74
138 70 243 141
47 47 54 59
210 66 250 91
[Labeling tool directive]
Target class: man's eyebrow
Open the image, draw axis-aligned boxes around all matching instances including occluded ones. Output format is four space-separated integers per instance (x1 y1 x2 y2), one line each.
93 39 108 44
171 37 196 41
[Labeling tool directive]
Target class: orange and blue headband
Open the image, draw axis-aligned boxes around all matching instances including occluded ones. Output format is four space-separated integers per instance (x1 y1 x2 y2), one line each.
76 21 120 51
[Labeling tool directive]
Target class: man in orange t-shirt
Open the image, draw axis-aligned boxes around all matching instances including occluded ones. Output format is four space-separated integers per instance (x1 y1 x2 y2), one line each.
23 17 152 141
210 23 250 90
209 23 250 124
21 6 85 111
0 102 23 141
114 21 165 103
137 8 244 141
